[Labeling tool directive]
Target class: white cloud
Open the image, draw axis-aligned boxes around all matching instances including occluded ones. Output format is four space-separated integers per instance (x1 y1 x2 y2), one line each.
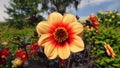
0 0 9 22
66 5 76 15
66 0 113 15
78 0 112 9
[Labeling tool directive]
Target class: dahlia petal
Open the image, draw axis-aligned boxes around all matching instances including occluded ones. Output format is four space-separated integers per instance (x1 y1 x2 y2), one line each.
48 48 57 59
106 50 110 56
58 43 70 59
70 36 84 53
104 44 115 58
69 22 83 35
36 21 50 35
48 12 63 24
104 45 110 56
38 34 49 46
40 39 49 47
44 42 57 59
63 14 77 24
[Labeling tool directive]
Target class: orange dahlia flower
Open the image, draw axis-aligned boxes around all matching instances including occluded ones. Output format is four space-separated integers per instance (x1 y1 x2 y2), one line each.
89 13 100 30
104 42 115 58
36 12 84 59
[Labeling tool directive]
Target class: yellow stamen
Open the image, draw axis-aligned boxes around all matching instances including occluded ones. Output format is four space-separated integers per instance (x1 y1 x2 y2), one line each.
54 27 68 43
22 55 26 58
1 55 6 58
18 50 20 52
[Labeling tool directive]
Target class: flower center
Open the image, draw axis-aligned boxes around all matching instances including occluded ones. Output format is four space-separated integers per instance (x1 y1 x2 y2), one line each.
1 55 6 58
54 27 68 43
22 55 26 58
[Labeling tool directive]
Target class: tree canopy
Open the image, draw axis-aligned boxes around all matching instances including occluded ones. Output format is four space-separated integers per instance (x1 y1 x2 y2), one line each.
5 0 44 29
5 0 81 29
41 0 81 14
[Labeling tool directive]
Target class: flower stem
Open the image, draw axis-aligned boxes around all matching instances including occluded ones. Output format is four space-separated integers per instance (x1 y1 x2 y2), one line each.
67 56 71 68
60 59 65 68
24 47 29 60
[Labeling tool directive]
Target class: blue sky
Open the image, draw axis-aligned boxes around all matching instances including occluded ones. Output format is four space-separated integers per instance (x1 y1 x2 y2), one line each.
66 0 120 18
0 0 120 22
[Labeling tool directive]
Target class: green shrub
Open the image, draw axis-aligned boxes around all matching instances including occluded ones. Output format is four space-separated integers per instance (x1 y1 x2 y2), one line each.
97 10 120 27
84 25 120 68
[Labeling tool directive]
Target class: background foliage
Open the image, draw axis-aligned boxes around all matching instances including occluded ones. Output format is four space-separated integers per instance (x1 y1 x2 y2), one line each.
5 0 44 29
84 10 120 68
97 10 120 27
5 0 81 29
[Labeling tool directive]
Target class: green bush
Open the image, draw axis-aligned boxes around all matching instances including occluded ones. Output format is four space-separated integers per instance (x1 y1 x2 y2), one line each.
84 25 120 68
97 10 120 27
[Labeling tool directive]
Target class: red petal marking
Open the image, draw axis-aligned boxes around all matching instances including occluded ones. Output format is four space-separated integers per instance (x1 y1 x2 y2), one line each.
48 22 75 47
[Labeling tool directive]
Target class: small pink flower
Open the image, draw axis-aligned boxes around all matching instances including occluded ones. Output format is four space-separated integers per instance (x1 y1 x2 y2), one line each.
12 58 23 67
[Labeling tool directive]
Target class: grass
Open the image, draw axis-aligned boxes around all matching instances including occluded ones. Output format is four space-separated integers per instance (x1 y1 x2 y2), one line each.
0 24 35 42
